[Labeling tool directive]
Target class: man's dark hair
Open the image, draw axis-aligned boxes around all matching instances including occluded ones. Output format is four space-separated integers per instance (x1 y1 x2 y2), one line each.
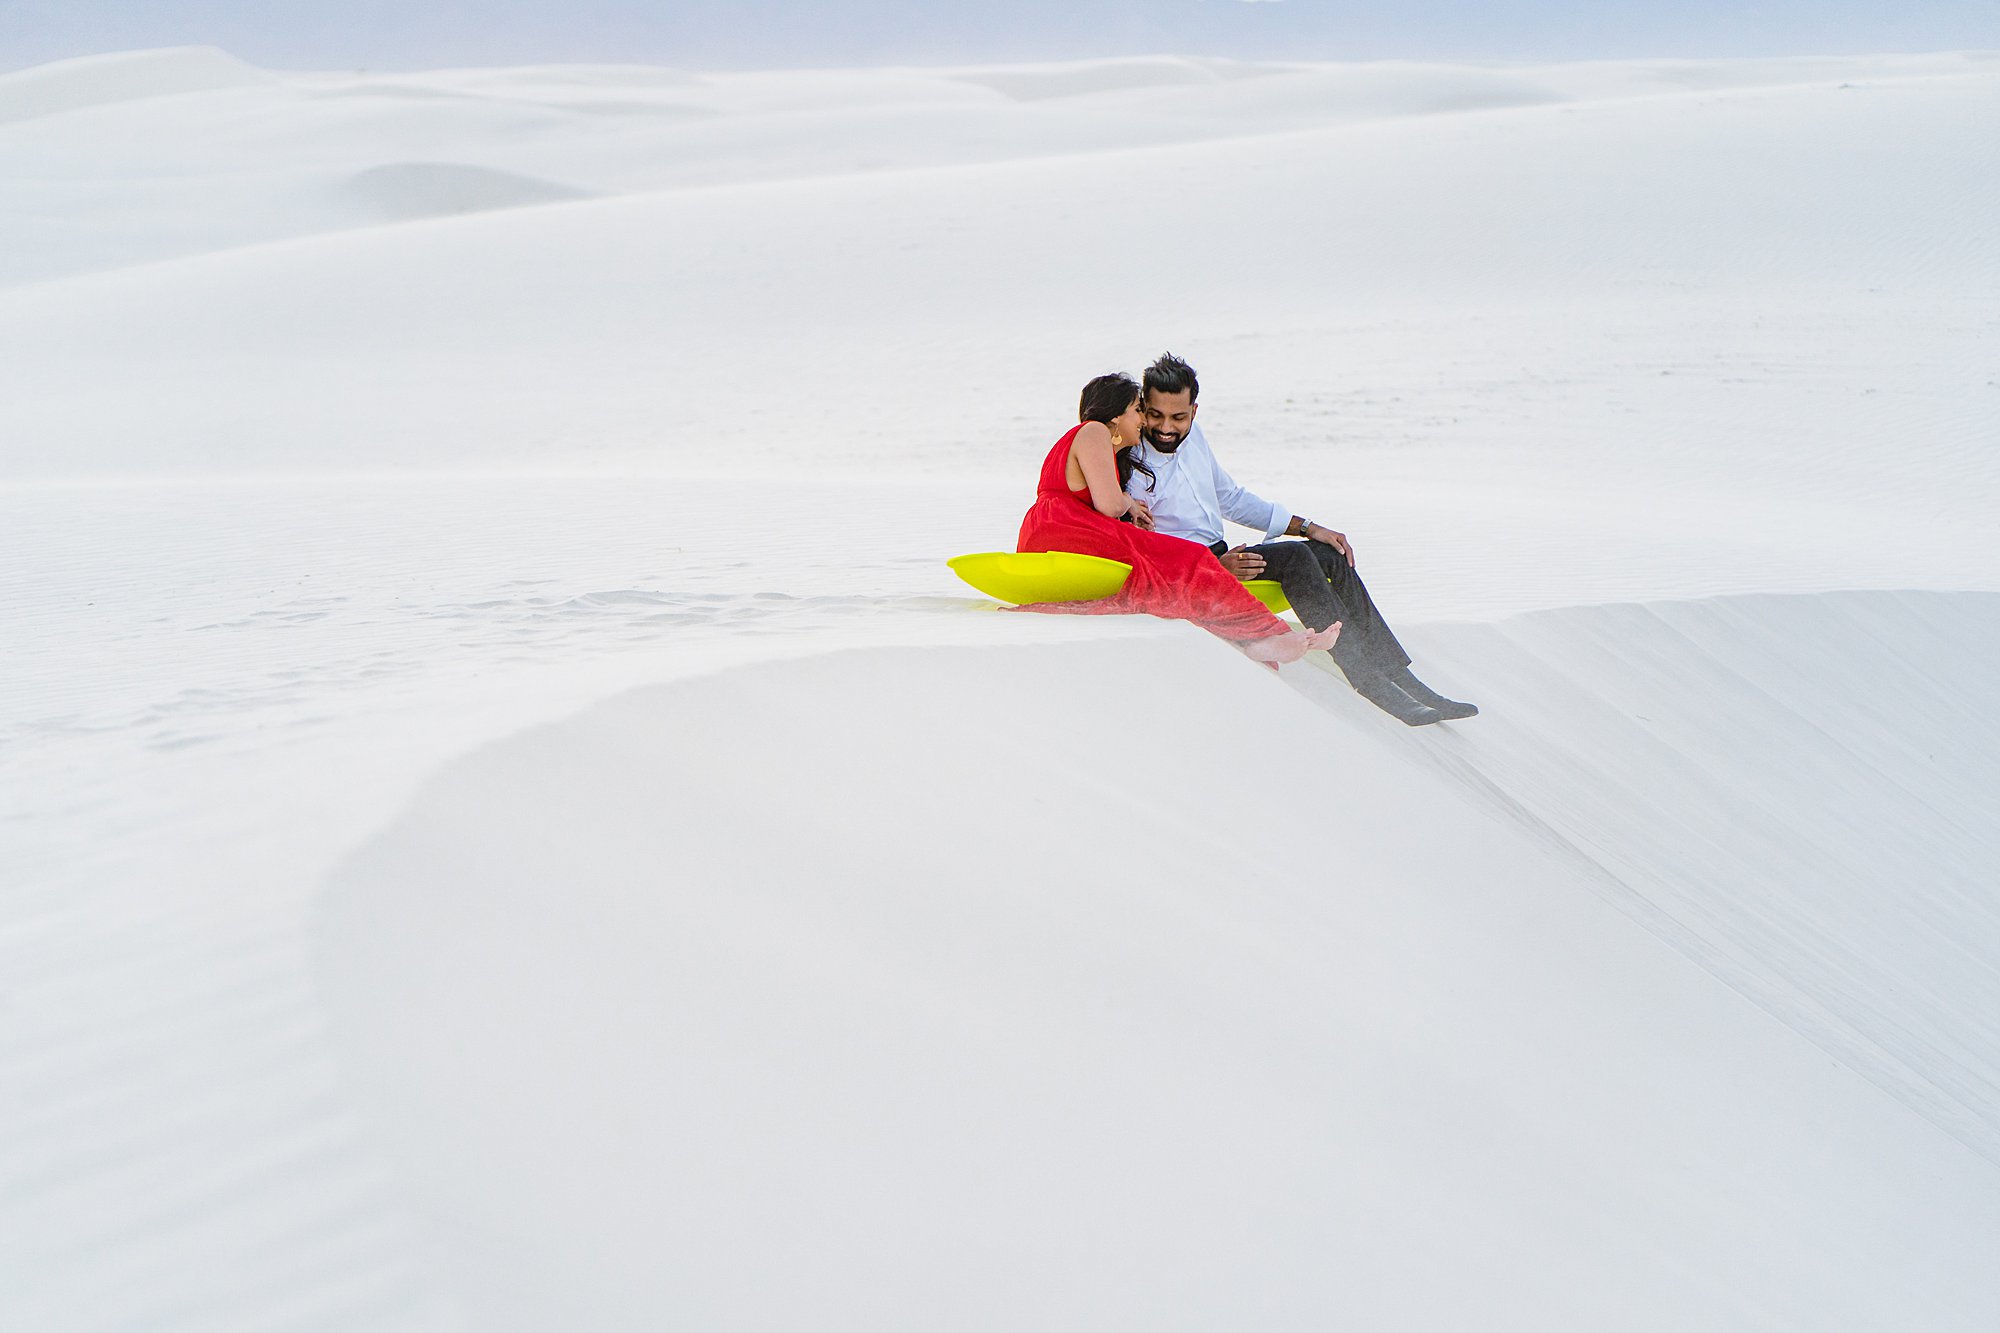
1074 372 1154 493
1144 352 1199 403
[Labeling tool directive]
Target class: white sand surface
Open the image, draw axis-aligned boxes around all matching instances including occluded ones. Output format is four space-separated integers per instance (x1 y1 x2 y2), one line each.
3 45 1998 1331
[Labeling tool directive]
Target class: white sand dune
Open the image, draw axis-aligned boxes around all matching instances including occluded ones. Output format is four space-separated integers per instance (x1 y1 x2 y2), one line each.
340 161 593 222
5 46 1995 287
0 45 269 124
3 44 1998 1333
314 597 2000 1330
1364 591 2000 1163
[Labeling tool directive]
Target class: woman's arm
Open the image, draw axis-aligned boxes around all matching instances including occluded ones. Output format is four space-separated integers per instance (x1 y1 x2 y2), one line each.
1069 422 1146 522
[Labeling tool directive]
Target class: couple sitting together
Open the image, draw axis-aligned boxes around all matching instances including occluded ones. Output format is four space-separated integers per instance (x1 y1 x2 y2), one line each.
1017 353 1476 726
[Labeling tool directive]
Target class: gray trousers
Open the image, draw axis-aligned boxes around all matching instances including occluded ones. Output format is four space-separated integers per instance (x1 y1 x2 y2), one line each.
1220 538 1413 679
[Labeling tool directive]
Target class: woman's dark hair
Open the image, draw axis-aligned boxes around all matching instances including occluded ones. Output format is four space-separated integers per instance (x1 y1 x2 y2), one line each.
1078 372 1138 425
1076 372 1154 492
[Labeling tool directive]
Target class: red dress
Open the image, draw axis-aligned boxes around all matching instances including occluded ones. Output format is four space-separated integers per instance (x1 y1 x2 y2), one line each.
1014 425 1291 642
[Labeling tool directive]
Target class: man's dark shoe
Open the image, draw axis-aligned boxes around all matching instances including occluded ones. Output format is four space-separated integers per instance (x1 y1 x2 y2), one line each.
1351 672 1444 726
1388 667 1479 720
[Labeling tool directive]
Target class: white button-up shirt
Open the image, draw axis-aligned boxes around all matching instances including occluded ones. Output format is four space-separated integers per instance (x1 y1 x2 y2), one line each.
1126 423 1291 548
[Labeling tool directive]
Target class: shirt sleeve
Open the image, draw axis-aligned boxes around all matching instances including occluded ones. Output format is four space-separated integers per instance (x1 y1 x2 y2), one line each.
1211 455 1290 542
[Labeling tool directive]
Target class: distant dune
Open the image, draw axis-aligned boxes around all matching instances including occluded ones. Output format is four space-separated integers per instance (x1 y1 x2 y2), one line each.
0 45 268 123
341 161 592 221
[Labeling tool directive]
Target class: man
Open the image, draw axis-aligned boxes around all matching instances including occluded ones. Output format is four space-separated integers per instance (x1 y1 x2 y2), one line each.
1127 353 1477 726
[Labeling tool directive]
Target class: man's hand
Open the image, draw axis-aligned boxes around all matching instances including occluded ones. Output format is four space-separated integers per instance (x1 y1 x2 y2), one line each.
1305 523 1354 567
1218 545 1265 580
1125 498 1155 530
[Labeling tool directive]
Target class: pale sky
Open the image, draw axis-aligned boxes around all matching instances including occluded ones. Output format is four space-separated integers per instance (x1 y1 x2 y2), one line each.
5 0 1998 74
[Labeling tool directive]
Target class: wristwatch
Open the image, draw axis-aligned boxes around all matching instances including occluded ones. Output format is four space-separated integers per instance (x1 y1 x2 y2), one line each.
1295 517 1315 537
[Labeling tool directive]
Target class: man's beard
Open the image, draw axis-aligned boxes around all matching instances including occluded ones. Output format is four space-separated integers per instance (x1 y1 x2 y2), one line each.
1141 427 1184 452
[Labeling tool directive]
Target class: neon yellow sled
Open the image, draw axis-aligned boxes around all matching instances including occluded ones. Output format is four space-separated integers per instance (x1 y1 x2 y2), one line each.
948 551 1290 613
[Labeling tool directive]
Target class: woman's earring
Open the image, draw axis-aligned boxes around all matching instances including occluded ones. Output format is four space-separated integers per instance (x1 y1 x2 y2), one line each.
1111 433 1124 446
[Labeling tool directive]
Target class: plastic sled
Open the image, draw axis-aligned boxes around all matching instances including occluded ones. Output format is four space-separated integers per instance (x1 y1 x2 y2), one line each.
948 551 1291 613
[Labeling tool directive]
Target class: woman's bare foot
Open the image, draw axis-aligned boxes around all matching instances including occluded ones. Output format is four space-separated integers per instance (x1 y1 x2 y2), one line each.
1241 621 1340 666
1242 635 1305 665
1303 622 1341 652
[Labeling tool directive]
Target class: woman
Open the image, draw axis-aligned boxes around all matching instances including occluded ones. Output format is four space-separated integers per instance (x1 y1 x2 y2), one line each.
1016 373 1340 666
